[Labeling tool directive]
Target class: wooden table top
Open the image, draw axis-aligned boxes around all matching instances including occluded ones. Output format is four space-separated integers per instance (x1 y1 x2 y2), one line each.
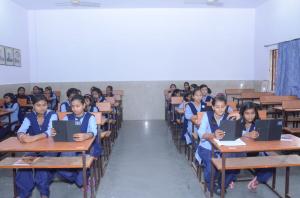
0 156 94 169
212 154 300 170
210 134 300 153
0 110 11 117
255 101 283 106
20 104 33 108
273 106 300 112
232 96 260 100
0 137 94 152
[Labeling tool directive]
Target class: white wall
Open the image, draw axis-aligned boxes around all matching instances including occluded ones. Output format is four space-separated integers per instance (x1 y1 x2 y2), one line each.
28 8 255 83
254 0 300 80
0 0 30 85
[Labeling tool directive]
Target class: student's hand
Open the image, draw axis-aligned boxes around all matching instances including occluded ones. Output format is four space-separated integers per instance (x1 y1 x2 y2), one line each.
73 133 92 142
51 128 57 137
191 115 198 123
214 129 225 140
18 134 37 143
247 131 259 139
228 112 241 120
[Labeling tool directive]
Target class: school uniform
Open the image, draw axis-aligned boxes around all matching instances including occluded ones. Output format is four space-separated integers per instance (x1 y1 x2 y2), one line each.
47 93 58 110
60 100 71 112
241 121 273 183
202 95 212 103
1 102 19 130
201 95 213 111
87 104 99 112
28 94 38 103
196 111 239 190
57 112 101 187
182 101 205 144
225 106 234 114
177 102 185 123
98 96 106 103
16 110 58 198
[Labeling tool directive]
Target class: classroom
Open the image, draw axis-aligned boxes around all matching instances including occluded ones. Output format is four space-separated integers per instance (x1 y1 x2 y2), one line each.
0 0 300 197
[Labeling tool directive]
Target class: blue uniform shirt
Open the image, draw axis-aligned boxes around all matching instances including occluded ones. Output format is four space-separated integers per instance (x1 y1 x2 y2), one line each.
184 101 202 135
60 100 70 112
17 110 58 137
63 112 97 137
3 103 19 123
197 112 226 150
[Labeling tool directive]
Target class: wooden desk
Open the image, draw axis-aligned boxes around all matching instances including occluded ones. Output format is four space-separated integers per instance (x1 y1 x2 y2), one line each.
225 89 255 99
273 107 300 127
233 92 274 106
209 134 300 198
232 96 260 106
0 137 94 198
20 104 33 109
255 101 282 106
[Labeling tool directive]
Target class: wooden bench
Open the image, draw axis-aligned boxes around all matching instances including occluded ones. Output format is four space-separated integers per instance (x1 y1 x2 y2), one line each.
0 156 96 198
211 155 300 198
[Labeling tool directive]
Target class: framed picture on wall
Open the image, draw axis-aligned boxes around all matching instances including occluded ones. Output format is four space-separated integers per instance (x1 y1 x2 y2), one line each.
5 47 14 66
0 45 5 65
13 48 21 66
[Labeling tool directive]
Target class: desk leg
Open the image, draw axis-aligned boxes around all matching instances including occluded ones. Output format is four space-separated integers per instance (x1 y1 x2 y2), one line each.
283 111 287 127
221 155 226 198
82 151 87 198
210 146 215 198
12 152 17 198
9 114 12 128
272 168 277 189
285 167 290 198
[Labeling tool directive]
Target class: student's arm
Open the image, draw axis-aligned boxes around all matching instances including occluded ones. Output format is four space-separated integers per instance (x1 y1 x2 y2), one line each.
45 114 58 137
5 103 18 113
178 102 184 109
73 116 96 141
197 113 214 140
228 111 241 120
87 116 97 137
197 113 224 140
17 117 30 136
243 127 259 139
93 106 99 112
17 117 48 143
184 105 196 120
60 103 66 112
226 106 234 113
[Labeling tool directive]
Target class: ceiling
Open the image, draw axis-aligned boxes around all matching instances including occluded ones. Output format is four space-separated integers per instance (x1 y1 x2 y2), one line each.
11 0 268 9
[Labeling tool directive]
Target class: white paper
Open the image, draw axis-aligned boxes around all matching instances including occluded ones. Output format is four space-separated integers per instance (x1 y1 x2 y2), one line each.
214 138 246 146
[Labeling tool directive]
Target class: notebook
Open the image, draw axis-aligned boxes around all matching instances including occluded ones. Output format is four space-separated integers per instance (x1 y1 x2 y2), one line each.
255 119 283 141
52 120 81 142
219 120 243 141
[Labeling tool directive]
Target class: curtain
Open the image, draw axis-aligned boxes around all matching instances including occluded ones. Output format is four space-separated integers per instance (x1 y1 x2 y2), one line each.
275 39 300 97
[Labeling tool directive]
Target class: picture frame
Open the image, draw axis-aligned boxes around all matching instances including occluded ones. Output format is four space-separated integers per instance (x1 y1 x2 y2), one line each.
4 47 14 66
13 48 21 66
0 45 5 65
